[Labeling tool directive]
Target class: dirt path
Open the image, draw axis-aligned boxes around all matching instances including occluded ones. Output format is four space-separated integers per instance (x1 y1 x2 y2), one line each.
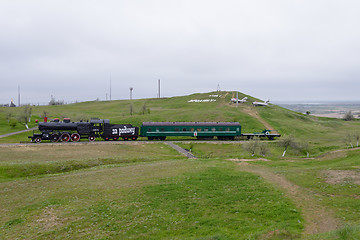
242 106 277 133
0 127 37 138
234 161 340 236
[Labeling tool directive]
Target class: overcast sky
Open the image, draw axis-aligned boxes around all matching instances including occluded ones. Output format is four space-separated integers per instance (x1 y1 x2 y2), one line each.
1 0 360 105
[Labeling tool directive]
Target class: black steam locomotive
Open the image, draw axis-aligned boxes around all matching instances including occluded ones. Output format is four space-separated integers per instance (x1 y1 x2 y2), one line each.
28 118 139 143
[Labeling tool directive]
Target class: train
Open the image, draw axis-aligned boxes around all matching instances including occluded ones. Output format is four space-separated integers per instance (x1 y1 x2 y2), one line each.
28 118 280 143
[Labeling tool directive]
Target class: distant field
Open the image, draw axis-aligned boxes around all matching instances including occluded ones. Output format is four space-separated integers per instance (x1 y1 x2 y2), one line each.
278 102 360 119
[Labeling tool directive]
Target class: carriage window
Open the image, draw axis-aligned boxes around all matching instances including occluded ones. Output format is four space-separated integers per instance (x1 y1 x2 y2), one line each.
175 128 180 132
156 128 159 132
197 128 202 132
226 128 230 132
148 128 152 132
182 128 187 132
219 128 224 131
212 128 216 132
190 128 194 132
160 128 165 132
204 128 209 132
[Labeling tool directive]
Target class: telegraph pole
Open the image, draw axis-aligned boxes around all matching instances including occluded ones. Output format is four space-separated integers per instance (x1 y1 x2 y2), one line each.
18 85 20 107
158 79 161 98
109 73 112 101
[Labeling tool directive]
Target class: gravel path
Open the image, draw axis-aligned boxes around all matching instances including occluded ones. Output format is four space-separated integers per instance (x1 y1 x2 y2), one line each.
0 127 38 138
164 142 197 159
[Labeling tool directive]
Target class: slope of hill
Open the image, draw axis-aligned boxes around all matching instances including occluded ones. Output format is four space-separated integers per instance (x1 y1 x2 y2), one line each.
1 91 360 152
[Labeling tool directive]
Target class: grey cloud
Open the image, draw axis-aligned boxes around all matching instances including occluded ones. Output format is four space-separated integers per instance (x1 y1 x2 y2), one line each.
1 0 360 104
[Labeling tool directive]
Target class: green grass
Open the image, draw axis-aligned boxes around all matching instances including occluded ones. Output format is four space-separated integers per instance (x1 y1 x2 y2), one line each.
251 148 360 238
0 143 185 181
0 157 303 239
2 91 360 239
176 141 304 159
258 106 360 153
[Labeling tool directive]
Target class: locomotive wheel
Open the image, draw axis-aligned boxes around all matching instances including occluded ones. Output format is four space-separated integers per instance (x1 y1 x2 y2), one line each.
34 137 42 143
71 133 80 142
61 133 71 142
132 137 138 141
113 137 118 141
88 135 95 142
159 136 166 141
123 137 129 141
51 134 60 142
148 137 154 140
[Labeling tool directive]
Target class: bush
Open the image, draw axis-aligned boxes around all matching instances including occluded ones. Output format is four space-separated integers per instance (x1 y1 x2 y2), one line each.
9 119 17 128
49 97 64 105
343 111 354 121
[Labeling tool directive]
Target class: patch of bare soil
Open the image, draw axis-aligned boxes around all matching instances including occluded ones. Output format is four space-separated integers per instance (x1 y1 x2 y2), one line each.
228 158 270 162
36 207 63 230
236 163 339 236
323 170 360 185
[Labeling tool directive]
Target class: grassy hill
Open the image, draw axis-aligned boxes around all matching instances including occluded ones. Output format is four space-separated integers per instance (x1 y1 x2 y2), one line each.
1 91 359 154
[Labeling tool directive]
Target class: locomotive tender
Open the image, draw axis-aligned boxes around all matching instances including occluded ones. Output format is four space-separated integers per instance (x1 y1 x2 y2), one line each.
29 118 279 143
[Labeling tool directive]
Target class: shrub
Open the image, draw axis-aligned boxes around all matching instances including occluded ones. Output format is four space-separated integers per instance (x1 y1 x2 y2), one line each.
343 111 354 121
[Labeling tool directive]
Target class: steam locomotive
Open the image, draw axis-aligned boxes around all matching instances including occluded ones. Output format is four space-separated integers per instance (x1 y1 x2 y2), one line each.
29 118 138 143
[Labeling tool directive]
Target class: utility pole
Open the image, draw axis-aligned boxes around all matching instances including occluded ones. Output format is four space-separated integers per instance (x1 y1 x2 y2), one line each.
130 87 133 100
109 73 112 101
18 85 20 107
158 79 161 98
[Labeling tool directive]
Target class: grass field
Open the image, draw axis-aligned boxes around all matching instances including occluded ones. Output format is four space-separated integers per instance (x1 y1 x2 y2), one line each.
0 143 304 239
1 91 360 239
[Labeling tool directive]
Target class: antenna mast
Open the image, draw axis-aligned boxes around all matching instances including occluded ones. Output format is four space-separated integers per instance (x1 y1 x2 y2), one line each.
130 87 133 100
18 85 20 107
158 79 161 98
217 83 221 92
110 73 112 101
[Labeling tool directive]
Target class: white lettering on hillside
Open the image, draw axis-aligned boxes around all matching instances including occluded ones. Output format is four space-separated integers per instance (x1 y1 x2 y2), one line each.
188 99 217 103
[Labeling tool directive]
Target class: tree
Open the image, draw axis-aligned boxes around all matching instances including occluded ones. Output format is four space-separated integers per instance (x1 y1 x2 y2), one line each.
243 138 259 156
6 112 13 123
142 102 147 115
17 105 32 129
278 135 299 157
354 132 360 147
258 142 269 156
300 142 311 158
49 97 64 105
343 111 354 121
343 133 354 148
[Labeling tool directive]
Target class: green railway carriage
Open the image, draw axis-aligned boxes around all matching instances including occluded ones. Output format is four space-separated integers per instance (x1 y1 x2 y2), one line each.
140 122 241 140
